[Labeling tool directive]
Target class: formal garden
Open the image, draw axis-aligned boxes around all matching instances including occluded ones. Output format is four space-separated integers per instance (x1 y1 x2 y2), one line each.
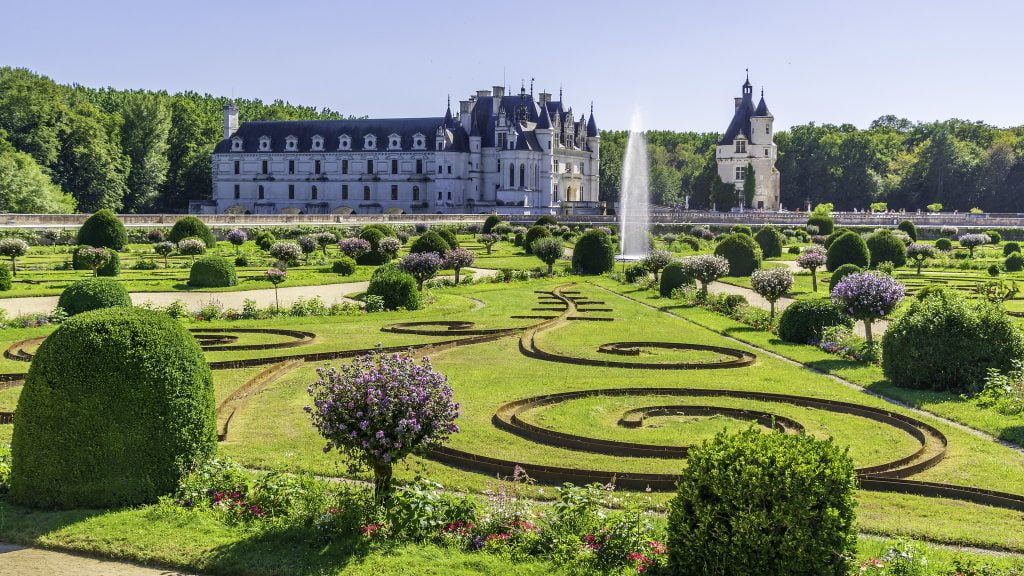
0 210 1023 575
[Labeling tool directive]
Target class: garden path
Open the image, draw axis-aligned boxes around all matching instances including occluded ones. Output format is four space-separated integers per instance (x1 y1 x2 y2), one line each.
0 543 198 575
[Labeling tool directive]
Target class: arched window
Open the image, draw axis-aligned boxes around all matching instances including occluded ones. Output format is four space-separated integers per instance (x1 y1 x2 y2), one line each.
519 165 525 189
509 163 515 187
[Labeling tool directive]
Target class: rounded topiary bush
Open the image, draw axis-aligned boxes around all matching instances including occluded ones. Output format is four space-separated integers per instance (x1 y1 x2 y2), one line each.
826 231 870 272
0 263 10 291
1006 252 1024 272
882 292 1024 392
57 277 131 316
828 263 862 292
866 229 907 268
986 230 1002 244
436 227 459 249
9 307 216 508
777 297 853 344
807 213 834 236
571 229 615 275
713 233 762 276
897 219 918 241
76 209 127 250
167 216 216 248
659 261 692 297
523 226 552 255
366 265 421 311
355 228 388 265
409 230 451 255
481 214 502 234
667 429 857 576
1004 242 1021 256
254 230 276 251
534 215 557 227
935 237 952 252
187 256 237 288
332 256 357 276
730 224 752 236
754 226 784 259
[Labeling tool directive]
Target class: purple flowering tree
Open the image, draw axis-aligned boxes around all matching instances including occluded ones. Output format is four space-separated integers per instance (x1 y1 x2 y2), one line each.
906 243 937 275
831 271 905 346
642 250 673 282
264 268 287 311
750 267 793 319
0 238 29 276
297 235 318 263
443 248 476 284
269 241 302 266
958 234 989 258
306 351 460 504
146 229 165 243
338 237 372 260
76 246 111 277
479 233 500 255
153 241 175 268
226 228 248 254
796 246 828 292
176 237 206 265
680 254 730 297
398 252 444 290
378 237 402 262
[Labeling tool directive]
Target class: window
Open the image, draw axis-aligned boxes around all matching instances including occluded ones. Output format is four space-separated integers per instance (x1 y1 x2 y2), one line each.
447 165 452 174
314 159 321 175
288 160 295 174
735 166 746 181
765 125 770 134
438 165 443 174
288 184 295 199
391 159 398 174
581 162 585 175
261 160 268 174
363 186 370 200
311 135 324 150
497 133 507 149
258 185 265 200
342 159 348 174
233 184 240 199
391 185 398 200
553 160 559 172
286 136 297 151
416 159 423 174
367 160 374 174
364 135 377 150
388 135 401 149
519 165 525 188
259 136 270 151
338 135 351 150
231 138 243 151
412 186 420 201
447 191 451 200
311 185 318 200
509 163 515 187
764 148 768 156
735 139 746 153
554 184 559 201
342 184 349 200
233 160 240 175
438 191 442 200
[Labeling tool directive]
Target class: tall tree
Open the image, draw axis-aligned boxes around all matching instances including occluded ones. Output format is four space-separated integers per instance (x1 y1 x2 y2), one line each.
120 93 171 212
0 135 76 213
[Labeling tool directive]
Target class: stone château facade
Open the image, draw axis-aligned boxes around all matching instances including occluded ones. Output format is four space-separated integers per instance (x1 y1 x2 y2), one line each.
716 73 780 210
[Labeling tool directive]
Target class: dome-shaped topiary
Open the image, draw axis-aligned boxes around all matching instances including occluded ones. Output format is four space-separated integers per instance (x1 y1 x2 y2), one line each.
897 220 918 242
754 227 784 259
76 209 127 250
167 216 216 248
57 277 131 316
826 232 870 272
534 215 557 227
332 256 357 276
713 233 762 277
523 225 552 255
828 263 862 291
1003 242 1021 256
571 229 615 275
187 256 237 288
435 227 460 249
409 230 451 255
355 227 389 265
9 308 216 508
659 261 693 297
730 225 752 236
935 237 952 252
1006 252 1024 272
806 213 834 236
481 215 502 233
366 264 421 310
865 230 907 268
777 297 853 344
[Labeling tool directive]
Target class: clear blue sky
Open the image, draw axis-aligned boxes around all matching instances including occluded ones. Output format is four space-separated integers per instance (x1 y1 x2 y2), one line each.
3 0 1021 132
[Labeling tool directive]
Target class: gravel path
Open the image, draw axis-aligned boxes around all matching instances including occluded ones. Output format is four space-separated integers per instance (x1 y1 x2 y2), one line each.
0 543 197 576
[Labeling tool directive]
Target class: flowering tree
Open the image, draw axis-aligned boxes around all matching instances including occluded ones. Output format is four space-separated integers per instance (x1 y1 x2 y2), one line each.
378 237 402 262
398 252 444 290
531 236 564 275
958 233 989 258
264 268 287 311
680 255 730 297
147 229 165 243
796 246 827 292
314 232 336 256
831 271 905 346
906 243 937 275
76 246 111 277
226 229 248 254
479 233 500 255
306 350 459 504
642 250 673 282
750 267 793 319
338 238 371 260
176 237 206 265
297 235 318 263
0 238 29 276
269 241 302 266
443 248 476 284
153 241 175 268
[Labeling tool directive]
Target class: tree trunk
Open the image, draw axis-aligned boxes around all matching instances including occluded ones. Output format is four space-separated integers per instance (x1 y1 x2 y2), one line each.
417 278 424 290
10 258 15 277
653 269 659 282
372 461 394 506
454 269 461 285
916 259 923 275
811 270 818 292
274 286 279 312
770 301 776 319
863 319 873 347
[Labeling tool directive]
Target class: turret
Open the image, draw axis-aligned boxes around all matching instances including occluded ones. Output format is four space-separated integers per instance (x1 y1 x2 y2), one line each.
750 88 774 145
536 104 553 153
223 102 239 140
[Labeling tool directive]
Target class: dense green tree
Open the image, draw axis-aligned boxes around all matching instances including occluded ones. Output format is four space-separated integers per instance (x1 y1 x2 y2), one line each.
120 93 171 212
0 136 76 213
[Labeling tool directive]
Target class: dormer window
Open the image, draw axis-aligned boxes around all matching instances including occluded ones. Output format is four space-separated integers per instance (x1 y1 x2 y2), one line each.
285 135 298 151
311 135 324 150
735 138 746 154
412 133 425 150
388 134 401 150
259 136 271 151
338 134 351 150
364 134 377 150
231 137 243 151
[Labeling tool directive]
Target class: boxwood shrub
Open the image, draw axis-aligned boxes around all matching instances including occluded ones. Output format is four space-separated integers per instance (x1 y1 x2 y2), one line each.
356 227 388 265
523 226 552 255
0 264 10 291
571 229 615 275
753 226 784 259
1003 242 1020 256
76 209 127 250
534 215 557 227
9 307 216 508
935 237 952 252
828 263 862 292
1006 252 1024 272
167 216 216 247
187 256 237 288
436 227 460 249
826 231 870 271
777 297 853 344
481 214 502 234
730 224 752 236
57 277 131 316
897 219 918 241
865 229 907 268
409 230 451 255
332 256 357 276
713 233 762 276
659 261 693 297
667 429 856 576
806 213 835 235
366 264 421 311
254 230 276 251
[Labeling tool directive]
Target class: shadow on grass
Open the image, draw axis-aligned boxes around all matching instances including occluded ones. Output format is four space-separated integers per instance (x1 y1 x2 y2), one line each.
999 426 1024 446
203 523 369 576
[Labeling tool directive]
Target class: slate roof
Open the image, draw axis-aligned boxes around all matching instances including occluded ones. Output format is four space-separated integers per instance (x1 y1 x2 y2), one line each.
214 117 469 154
754 94 771 117
719 80 771 145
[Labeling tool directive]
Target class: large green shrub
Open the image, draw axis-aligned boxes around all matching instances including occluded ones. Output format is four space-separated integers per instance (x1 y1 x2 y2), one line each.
826 232 870 272
9 308 216 508
882 293 1024 392
57 277 131 316
667 429 857 576
730 224 752 236
76 209 127 250
1004 242 1021 256
409 230 451 255
1006 252 1024 272
167 216 216 247
436 227 460 249
523 225 552 255
533 215 557 227
829 263 862 291
865 229 907 268
332 256 357 276
753 226 784 259
571 229 615 275
481 214 502 234
897 219 918 241
73 245 119 277
807 213 834 235
935 237 952 252
0 264 10 291
366 265 421 311
778 297 853 344
254 230 276 251
356 227 388 265
659 261 693 296
713 233 762 276
187 256 237 288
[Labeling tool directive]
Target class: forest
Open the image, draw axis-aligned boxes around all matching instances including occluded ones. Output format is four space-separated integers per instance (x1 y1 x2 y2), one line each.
3 67 1024 214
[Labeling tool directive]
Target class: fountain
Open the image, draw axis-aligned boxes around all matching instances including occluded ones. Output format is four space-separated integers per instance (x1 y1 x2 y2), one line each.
618 110 650 261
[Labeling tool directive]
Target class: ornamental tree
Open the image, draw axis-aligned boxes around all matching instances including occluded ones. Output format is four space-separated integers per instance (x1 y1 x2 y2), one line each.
927 203 943 213
531 236 564 275
906 243 937 275
750 267 793 319
479 233 500 255
75 246 111 277
226 228 247 254
338 237 372 260
306 350 459 504
378 236 402 262
831 271 905 346
398 252 444 290
642 250 673 282
264 268 287 311
153 241 175 268
0 238 29 276
796 246 827 292
269 241 302 266
443 248 475 284
176 238 206 265
958 233 989 257
314 232 336 255
680 255 730 297
298 235 318 263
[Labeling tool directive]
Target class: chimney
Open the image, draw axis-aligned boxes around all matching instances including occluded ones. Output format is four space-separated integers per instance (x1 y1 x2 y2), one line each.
223 103 239 139
734 97 742 110
539 91 551 104
476 90 492 98
492 85 505 98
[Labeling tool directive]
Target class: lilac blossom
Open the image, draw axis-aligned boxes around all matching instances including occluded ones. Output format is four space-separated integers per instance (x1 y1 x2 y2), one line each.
679 254 730 297
750 267 793 319
958 234 989 257
443 248 476 284
831 271 905 345
906 243 937 275
398 251 444 290
478 233 500 255
338 237 372 260
796 246 828 292
226 228 248 254
641 250 673 282
378 236 402 261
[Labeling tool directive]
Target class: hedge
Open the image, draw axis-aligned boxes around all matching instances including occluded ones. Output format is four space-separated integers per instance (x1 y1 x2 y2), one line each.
76 209 127 250
523 226 552 255
167 216 216 247
713 233 762 276
187 256 238 288
57 277 131 316
753 227 784 259
366 265 421 311
865 230 907 268
777 298 853 344
571 229 615 275
410 230 451 255
9 308 216 508
825 232 870 272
